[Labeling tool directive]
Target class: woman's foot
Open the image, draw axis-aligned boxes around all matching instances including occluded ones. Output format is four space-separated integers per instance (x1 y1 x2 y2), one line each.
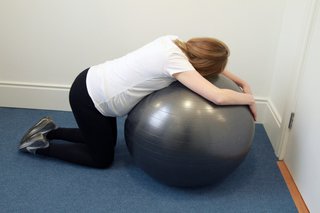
20 117 57 142
19 117 57 154
19 132 49 154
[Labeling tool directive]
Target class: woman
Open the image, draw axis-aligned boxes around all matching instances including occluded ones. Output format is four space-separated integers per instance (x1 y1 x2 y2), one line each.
19 35 257 168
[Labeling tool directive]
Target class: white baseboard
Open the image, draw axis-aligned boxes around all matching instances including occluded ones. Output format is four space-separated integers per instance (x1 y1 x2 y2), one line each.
255 97 282 157
0 81 71 111
0 81 283 157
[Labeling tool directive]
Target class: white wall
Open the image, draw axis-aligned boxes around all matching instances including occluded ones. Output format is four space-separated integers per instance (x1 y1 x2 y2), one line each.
0 0 286 112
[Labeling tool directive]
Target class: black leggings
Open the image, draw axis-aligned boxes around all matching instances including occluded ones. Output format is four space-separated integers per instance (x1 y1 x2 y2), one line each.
38 69 117 168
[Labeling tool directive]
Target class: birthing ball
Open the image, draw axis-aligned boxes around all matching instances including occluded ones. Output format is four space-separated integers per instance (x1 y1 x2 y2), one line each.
124 75 255 187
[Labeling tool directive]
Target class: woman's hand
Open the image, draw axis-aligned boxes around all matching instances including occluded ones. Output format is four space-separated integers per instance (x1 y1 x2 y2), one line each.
240 83 257 121
240 83 253 95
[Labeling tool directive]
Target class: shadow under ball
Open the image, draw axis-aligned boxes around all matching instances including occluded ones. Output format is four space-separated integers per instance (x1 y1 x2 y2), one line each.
125 75 255 187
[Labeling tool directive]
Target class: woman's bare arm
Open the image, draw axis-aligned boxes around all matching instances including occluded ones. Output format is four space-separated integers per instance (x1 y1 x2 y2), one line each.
221 70 257 120
173 71 255 106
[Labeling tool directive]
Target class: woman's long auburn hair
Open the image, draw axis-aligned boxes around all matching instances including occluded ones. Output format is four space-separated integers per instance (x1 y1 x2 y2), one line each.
174 37 230 76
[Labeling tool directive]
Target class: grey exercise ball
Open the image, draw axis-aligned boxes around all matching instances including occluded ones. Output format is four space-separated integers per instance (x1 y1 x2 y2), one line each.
125 75 255 187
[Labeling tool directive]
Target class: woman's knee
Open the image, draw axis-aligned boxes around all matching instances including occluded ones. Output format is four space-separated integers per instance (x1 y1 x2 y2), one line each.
92 150 114 169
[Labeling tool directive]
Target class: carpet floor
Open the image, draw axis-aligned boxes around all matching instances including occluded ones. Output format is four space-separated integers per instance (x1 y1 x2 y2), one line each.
0 107 296 212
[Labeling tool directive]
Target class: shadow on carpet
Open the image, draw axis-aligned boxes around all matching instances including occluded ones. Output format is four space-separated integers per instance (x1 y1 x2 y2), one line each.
0 107 296 212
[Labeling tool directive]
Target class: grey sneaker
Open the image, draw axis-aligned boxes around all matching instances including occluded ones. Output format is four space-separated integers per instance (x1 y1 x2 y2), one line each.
19 132 49 154
20 116 57 145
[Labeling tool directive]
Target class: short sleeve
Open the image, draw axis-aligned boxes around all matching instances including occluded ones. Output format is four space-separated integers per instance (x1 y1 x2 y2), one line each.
165 45 196 76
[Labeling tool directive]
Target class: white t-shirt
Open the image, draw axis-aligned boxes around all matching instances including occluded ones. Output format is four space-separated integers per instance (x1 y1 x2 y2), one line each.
86 35 195 117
